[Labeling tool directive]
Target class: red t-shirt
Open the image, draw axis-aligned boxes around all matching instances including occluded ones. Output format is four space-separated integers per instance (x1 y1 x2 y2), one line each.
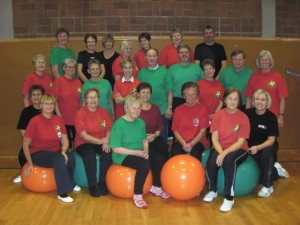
74 106 113 148
112 55 138 79
158 44 194 68
113 78 141 119
172 103 209 148
134 49 148 70
210 109 250 150
244 70 288 117
51 76 82 125
25 114 66 154
22 71 53 104
197 79 224 115
139 103 164 134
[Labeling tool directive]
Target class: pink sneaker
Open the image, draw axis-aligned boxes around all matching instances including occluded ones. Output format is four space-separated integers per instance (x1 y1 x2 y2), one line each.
150 186 170 199
133 194 148 209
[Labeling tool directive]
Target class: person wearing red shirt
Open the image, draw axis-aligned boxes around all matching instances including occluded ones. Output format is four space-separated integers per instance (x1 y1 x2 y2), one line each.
134 33 151 70
112 40 138 80
74 88 112 197
23 95 79 203
203 88 250 212
51 58 82 149
158 27 194 69
22 54 52 107
245 50 288 127
171 82 209 162
113 58 141 120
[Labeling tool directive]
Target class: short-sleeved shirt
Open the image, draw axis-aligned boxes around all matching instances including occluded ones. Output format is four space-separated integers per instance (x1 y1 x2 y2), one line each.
49 46 76 77
51 76 82 125
81 78 113 117
110 117 147 165
172 103 209 148
138 66 173 114
25 114 66 154
244 70 288 117
77 50 102 80
169 63 205 98
98 51 120 88
245 108 279 147
74 106 112 148
158 44 194 69
112 55 138 79
139 103 164 134
219 66 253 105
17 105 41 130
210 109 250 150
197 79 224 115
22 72 53 97
134 49 148 70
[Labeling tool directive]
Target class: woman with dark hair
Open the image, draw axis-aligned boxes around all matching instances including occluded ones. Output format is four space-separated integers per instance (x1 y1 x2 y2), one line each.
137 82 170 199
77 33 105 83
134 32 151 70
204 88 250 212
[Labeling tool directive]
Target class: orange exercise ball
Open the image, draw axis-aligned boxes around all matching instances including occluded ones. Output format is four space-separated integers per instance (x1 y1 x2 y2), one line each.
106 164 153 198
161 154 206 200
21 162 57 193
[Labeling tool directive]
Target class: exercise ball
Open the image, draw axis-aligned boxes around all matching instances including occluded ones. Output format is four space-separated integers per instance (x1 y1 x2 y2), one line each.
21 162 57 192
201 148 210 169
73 152 100 188
106 164 153 198
161 154 206 200
217 156 259 196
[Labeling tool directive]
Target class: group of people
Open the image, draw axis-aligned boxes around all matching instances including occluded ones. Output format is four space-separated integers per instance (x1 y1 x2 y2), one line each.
15 25 289 211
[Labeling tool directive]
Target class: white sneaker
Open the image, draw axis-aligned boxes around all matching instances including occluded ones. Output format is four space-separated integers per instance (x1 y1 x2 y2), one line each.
220 199 234 212
57 194 73 203
274 162 289 178
203 191 217 202
73 185 81 192
13 175 22 183
257 186 273 198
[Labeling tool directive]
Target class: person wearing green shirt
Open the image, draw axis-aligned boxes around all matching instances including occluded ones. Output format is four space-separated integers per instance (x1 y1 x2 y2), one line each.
110 95 150 209
50 27 76 79
219 49 254 111
138 48 173 142
81 59 114 119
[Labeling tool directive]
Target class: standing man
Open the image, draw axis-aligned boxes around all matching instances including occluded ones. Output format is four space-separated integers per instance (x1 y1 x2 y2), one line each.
138 48 173 142
194 25 227 79
219 49 254 111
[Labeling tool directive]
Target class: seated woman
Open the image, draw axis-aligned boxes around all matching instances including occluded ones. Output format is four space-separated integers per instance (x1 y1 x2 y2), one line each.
113 58 140 120
74 88 113 197
110 95 150 209
204 88 250 212
23 95 79 203
245 89 288 198
171 82 209 162
137 82 170 199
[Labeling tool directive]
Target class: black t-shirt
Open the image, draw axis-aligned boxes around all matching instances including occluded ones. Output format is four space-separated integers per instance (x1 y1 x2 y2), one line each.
17 105 41 130
98 51 120 88
77 50 102 80
194 42 227 78
245 108 279 147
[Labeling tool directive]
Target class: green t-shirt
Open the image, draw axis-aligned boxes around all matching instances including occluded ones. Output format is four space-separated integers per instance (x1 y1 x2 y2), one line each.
49 46 76 77
138 66 173 114
81 78 113 117
110 117 147 165
219 66 254 104
169 63 205 98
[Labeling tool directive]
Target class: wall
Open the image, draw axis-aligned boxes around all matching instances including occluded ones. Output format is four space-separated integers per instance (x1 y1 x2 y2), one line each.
0 36 300 168
11 0 300 38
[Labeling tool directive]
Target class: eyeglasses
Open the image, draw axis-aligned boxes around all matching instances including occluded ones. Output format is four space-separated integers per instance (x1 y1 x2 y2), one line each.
86 96 98 100
65 65 75 69
42 102 55 106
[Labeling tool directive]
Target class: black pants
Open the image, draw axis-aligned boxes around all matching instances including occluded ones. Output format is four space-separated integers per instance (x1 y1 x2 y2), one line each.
122 155 150 195
206 148 248 198
170 141 205 163
31 150 75 195
148 136 169 187
76 143 112 187
250 144 279 187
65 125 76 150
18 148 27 168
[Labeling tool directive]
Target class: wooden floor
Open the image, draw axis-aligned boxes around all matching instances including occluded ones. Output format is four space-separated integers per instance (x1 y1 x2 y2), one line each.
0 162 299 225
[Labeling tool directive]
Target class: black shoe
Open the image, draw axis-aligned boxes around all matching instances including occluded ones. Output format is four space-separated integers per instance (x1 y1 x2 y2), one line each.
98 182 109 196
89 186 100 197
